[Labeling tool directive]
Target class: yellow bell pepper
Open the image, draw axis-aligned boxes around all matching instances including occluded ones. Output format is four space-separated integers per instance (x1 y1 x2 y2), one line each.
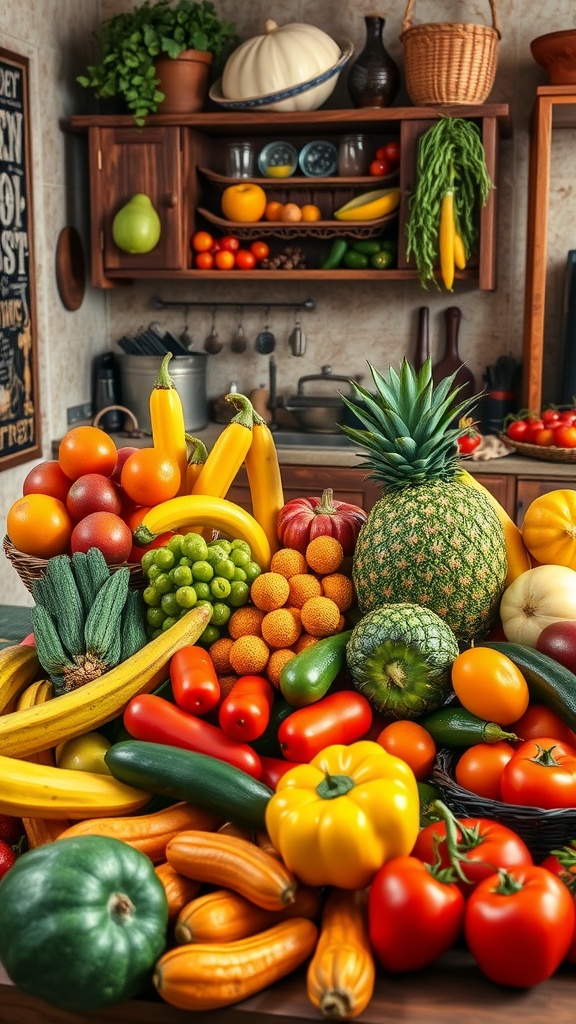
265 740 419 890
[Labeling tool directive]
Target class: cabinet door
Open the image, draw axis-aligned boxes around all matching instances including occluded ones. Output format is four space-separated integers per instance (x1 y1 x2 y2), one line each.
516 477 576 526
94 126 184 276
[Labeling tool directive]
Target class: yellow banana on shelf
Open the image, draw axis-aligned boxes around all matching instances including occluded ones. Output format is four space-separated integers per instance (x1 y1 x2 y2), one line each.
0 602 211 759
134 495 272 570
0 644 40 715
458 468 531 586
0 754 149 819
334 188 400 222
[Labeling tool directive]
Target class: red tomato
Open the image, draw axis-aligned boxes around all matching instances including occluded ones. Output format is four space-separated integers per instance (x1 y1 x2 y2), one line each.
500 736 576 808
558 409 576 425
554 424 576 448
250 240 270 262
235 249 257 270
524 418 545 442
66 473 122 521
368 855 465 972
218 674 275 742
541 408 561 425
123 693 262 778
532 427 556 446
508 703 576 748
214 249 235 270
219 235 240 253
541 842 576 963
377 141 401 164
454 741 516 801
195 251 214 269
464 865 576 987
191 230 214 253
413 814 533 893
369 157 391 176
457 432 482 455
278 691 372 762
170 645 221 716
506 419 530 442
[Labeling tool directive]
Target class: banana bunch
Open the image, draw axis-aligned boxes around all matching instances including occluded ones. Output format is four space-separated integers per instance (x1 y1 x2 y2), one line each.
31 547 147 695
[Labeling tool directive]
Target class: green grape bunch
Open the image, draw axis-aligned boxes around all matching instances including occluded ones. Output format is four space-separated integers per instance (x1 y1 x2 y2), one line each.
141 532 262 644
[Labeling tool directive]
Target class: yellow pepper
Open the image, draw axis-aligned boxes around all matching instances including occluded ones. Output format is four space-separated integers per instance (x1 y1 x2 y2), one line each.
265 741 419 890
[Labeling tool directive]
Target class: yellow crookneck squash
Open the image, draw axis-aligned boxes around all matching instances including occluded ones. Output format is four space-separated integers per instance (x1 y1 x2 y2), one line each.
265 740 419 890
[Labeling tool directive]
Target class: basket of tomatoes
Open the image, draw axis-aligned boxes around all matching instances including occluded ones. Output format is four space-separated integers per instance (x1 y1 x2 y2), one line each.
501 407 576 462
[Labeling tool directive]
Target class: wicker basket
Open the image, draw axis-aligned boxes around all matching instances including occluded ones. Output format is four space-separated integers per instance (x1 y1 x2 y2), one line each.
433 748 576 861
400 0 501 106
3 535 146 594
499 433 576 463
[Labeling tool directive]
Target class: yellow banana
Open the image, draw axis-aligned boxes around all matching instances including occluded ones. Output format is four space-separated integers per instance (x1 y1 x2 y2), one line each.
454 230 467 270
0 754 149 819
0 602 211 759
17 678 55 765
0 644 40 715
458 468 531 585
191 394 254 500
18 678 72 845
334 188 400 222
135 495 272 570
244 418 284 558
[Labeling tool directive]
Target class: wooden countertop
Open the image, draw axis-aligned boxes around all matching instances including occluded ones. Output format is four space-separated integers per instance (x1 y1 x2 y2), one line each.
2 950 576 1023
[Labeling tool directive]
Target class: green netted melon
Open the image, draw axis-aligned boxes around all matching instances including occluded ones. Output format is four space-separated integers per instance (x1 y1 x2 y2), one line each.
346 602 459 719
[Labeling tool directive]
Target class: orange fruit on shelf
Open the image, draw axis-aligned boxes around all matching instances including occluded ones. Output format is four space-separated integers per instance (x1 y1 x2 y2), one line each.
280 203 303 223
58 426 118 481
7 493 73 558
264 200 284 221
221 183 267 223
301 204 322 222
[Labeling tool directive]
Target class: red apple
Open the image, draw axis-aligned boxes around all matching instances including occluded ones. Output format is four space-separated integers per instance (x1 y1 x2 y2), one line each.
66 473 122 521
536 621 576 674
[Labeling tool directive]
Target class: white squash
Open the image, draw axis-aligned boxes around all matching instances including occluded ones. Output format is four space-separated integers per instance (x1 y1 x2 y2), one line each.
221 19 342 112
499 563 576 647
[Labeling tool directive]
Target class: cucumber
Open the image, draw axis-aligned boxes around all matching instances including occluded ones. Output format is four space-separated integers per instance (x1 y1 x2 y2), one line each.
321 238 348 270
483 641 576 732
418 706 519 747
279 630 351 708
105 740 273 831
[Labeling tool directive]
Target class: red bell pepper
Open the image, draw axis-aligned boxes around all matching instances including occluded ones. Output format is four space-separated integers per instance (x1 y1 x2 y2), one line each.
218 675 275 742
123 693 262 778
169 645 221 716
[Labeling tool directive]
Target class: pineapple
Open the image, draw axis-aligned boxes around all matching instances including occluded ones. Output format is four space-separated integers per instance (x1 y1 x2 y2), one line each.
341 358 507 644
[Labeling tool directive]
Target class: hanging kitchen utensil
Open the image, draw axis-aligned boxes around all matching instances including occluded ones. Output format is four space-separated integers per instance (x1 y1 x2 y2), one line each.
255 307 276 354
432 306 475 400
180 308 194 349
204 307 223 354
414 306 430 369
230 306 247 353
288 309 307 357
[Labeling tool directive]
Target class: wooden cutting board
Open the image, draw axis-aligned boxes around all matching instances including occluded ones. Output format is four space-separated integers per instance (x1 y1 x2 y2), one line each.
432 306 475 400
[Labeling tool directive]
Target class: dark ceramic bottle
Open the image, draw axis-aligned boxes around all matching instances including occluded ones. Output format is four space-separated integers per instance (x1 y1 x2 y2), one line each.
347 14 401 108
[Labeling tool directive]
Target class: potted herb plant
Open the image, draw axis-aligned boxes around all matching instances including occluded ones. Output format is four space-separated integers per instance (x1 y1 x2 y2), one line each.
77 0 237 125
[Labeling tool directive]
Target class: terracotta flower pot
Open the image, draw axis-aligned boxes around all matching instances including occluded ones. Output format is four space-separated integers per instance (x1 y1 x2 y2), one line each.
155 49 213 114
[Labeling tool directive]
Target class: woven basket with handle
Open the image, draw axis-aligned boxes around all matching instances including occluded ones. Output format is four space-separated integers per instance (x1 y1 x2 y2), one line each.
3 535 146 594
400 0 501 106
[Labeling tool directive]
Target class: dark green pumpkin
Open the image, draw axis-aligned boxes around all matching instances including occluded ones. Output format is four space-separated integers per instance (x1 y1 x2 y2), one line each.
0 835 168 1011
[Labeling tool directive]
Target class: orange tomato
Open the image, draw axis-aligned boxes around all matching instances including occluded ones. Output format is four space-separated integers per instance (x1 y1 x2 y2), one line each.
7 493 73 558
120 449 181 507
454 741 516 801
376 720 437 781
195 251 214 269
58 426 118 481
280 203 302 223
250 240 270 262
191 230 214 253
214 249 235 270
301 204 322 222
264 201 284 221
451 647 530 726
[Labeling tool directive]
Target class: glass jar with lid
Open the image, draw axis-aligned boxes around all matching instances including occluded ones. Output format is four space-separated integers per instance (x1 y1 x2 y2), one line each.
338 135 370 176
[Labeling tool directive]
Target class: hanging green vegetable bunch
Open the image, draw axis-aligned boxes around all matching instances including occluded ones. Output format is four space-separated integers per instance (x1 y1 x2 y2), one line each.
405 117 493 291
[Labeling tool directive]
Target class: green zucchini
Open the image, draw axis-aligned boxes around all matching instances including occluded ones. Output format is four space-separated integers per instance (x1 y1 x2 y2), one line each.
418 706 519 747
351 239 382 256
321 238 348 270
279 630 351 707
483 641 576 732
105 740 273 831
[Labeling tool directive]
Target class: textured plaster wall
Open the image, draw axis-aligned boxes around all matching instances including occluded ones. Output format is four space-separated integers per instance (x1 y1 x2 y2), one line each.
1 0 576 606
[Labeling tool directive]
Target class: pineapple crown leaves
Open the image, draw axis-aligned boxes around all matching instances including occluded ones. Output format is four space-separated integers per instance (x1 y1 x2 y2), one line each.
339 357 483 488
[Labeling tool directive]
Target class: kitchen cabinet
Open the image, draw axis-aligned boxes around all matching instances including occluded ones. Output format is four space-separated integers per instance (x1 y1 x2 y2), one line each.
515 475 573 524
68 104 511 289
523 86 576 410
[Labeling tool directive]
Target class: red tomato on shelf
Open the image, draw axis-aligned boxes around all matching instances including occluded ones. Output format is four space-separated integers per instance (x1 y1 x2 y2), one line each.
191 230 214 253
235 249 257 270
554 424 576 447
369 157 392 176
250 240 270 262
214 249 235 270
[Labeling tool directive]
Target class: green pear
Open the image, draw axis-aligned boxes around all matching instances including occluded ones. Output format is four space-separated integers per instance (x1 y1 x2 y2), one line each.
112 193 161 254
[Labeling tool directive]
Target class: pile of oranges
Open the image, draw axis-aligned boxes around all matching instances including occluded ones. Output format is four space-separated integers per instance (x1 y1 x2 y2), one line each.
263 201 322 223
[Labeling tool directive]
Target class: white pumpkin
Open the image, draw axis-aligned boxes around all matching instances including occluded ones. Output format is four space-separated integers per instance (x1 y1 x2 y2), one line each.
499 563 576 647
221 19 343 112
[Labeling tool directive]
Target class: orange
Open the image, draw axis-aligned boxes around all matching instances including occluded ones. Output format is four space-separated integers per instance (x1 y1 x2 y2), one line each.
7 493 73 558
221 183 267 223
376 721 437 782
58 426 118 481
301 204 322 222
280 203 302 223
120 449 181 506
264 201 284 221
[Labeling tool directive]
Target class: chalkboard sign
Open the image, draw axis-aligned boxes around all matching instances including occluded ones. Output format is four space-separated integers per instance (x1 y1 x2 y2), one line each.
0 48 40 471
